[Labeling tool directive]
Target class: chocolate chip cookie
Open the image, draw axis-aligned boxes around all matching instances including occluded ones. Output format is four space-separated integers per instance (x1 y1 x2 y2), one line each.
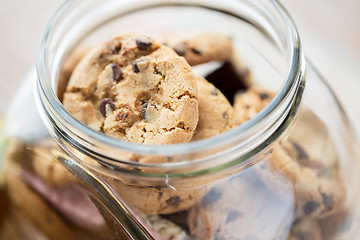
163 33 233 66
63 34 199 145
192 76 236 141
186 173 295 240
257 144 344 220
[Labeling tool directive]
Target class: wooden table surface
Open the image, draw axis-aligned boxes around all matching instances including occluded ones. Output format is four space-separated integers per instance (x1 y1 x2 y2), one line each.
1 0 359 133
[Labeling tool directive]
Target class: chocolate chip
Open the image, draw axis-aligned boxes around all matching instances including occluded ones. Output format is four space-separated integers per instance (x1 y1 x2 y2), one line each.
111 64 122 81
202 188 222 206
173 42 188 56
99 98 115 117
226 210 242 223
140 103 158 122
135 35 153 50
158 192 163 201
132 61 140 73
210 88 218 96
303 201 320 215
321 192 335 211
110 44 121 54
292 142 309 160
222 111 228 119
166 196 181 206
132 59 147 73
191 48 202 55
259 92 270 100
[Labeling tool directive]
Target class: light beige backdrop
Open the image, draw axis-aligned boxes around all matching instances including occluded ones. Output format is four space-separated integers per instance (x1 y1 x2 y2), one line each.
0 0 359 131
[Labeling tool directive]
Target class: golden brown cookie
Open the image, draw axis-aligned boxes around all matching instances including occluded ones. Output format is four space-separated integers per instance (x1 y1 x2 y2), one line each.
192 76 236 141
63 34 199 144
233 88 344 220
186 174 294 240
257 140 344 220
281 108 338 170
163 33 232 66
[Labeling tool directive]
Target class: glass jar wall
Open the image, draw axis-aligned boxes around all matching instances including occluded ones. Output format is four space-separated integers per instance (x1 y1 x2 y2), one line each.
1 0 360 239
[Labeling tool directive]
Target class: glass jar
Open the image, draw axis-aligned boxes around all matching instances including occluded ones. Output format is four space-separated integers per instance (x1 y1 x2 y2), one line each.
1 0 360 239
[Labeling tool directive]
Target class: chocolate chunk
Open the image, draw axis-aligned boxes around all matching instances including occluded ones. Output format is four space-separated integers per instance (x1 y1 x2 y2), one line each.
206 61 248 104
173 42 188 56
110 44 121 54
303 201 320 215
166 196 181 206
292 142 309 160
222 111 228 119
202 188 222 206
132 59 148 73
226 210 242 223
158 191 163 201
210 88 218 96
135 35 153 50
321 192 335 212
99 98 115 117
132 61 140 73
140 103 158 122
111 64 122 81
191 48 202 55
259 92 270 100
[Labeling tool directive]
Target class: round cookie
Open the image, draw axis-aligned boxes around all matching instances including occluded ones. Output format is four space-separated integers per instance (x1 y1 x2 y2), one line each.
163 33 233 66
192 76 237 141
280 108 338 171
233 87 275 124
186 174 295 240
257 144 344 220
63 34 199 145
233 87 344 219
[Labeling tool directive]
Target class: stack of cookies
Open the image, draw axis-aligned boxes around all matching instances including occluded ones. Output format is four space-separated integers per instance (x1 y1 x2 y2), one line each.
2 33 346 240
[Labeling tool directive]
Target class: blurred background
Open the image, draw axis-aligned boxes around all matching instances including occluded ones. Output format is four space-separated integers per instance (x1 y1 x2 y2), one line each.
0 0 359 132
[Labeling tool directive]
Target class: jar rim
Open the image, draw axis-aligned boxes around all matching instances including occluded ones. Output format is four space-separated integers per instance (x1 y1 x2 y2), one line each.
36 0 304 171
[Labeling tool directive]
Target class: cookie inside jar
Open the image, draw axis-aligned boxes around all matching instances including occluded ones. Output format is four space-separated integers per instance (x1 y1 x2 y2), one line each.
52 31 346 240
1 31 346 240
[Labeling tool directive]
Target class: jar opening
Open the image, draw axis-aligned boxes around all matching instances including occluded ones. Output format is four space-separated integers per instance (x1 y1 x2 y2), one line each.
36 0 305 173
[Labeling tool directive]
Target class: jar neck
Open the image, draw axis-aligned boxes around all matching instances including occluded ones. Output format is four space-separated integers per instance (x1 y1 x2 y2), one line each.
36 0 305 177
